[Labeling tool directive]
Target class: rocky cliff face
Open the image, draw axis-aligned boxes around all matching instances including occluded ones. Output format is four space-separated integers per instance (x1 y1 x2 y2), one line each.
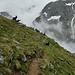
33 0 75 43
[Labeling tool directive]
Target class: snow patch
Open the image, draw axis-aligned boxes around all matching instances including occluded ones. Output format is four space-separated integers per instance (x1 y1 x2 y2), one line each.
66 2 75 6
47 16 61 21
43 12 47 17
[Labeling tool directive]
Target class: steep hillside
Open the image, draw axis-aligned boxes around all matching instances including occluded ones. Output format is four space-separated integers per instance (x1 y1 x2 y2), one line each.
0 16 75 75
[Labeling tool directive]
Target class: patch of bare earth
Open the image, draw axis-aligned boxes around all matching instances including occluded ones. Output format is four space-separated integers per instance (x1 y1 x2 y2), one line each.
27 58 42 75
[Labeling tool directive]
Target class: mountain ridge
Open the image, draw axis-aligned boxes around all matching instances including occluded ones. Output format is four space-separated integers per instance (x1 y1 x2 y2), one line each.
33 0 75 43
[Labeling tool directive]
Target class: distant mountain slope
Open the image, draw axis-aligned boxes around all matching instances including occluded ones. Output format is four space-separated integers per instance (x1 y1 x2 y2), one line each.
0 11 12 19
33 0 75 43
0 16 75 75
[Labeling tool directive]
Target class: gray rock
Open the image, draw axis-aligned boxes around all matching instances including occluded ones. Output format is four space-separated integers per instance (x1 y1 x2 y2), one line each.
0 11 12 19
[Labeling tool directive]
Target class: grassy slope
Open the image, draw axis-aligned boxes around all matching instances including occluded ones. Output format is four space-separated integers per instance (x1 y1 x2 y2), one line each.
0 16 75 75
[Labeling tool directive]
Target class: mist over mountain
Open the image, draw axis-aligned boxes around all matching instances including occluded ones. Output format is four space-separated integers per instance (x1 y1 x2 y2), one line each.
33 0 75 53
0 0 75 53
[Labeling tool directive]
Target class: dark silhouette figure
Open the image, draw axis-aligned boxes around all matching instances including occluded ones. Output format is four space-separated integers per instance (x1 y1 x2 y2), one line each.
45 42 49 46
12 16 17 21
43 33 46 36
16 20 21 22
35 29 40 32
12 16 20 22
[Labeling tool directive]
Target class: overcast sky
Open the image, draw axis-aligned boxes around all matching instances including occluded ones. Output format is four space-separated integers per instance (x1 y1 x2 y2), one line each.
0 0 57 25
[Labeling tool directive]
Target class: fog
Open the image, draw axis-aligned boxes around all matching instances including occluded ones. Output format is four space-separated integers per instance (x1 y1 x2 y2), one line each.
33 20 75 53
0 0 57 25
0 0 75 53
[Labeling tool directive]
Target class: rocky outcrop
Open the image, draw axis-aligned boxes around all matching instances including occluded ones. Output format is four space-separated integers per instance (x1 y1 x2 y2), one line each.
0 11 12 19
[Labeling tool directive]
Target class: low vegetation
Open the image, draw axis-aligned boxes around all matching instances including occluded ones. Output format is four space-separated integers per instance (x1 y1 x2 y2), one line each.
0 16 75 75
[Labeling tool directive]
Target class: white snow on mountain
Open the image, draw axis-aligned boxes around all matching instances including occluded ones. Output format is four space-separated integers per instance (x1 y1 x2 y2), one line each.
66 2 75 6
47 16 61 21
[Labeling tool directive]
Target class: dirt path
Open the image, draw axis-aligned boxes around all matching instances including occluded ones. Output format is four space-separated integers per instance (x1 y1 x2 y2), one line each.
27 58 41 75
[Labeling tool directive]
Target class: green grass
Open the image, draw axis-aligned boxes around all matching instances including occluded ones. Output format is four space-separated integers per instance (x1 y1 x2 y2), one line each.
0 16 75 75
